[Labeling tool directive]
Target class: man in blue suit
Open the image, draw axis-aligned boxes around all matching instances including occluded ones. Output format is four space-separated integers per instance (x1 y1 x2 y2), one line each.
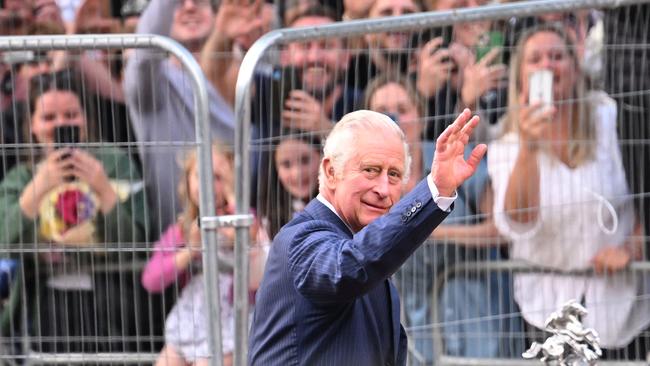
249 109 486 365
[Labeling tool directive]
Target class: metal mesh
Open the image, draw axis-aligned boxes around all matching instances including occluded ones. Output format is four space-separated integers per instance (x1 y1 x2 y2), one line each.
0 35 225 365
0 0 648 365
236 1 650 365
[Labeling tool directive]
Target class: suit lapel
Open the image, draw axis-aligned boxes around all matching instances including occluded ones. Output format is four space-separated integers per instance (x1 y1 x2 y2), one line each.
304 199 354 237
305 198 403 362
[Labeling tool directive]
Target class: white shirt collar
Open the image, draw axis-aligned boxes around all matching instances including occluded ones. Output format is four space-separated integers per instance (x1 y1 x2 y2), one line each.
316 193 354 234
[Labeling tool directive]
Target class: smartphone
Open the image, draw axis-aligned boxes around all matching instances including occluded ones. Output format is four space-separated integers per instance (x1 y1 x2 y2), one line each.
528 69 553 107
272 66 302 111
476 31 504 63
54 125 81 148
54 125 80 181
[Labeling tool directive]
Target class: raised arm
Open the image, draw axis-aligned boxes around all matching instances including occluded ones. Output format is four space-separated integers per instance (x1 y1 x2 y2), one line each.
200 0 264 107
141 223 200 293
503 103 556 223
123 0 177 112
289 179 448 304
290 110 486 304
1 166 39 245
73 53 125 103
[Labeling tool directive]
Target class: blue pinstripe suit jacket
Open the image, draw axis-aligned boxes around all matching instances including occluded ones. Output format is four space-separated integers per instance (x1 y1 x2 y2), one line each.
249 179 450 365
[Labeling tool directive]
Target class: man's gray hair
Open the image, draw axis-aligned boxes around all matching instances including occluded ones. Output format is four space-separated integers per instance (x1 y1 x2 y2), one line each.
318 110 412 191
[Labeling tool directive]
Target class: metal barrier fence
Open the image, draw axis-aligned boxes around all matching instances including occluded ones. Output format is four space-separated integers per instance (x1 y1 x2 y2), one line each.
234 0 650 364
0 34 224 365
429 260 650 365
0 0 647 364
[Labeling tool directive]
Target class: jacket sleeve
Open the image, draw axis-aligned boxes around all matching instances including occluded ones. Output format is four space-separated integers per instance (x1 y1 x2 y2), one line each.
123 0 177 113
96 148 149 248
287 179 450 305
141 224 187 293
0 166 37 245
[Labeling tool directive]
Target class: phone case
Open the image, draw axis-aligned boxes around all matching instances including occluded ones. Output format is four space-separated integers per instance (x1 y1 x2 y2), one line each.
528 69 553 106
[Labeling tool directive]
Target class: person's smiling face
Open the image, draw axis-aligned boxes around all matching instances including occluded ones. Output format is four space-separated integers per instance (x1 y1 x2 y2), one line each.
519 31 577 103
170 0 214 48
329 127 405 232
275 138 321 200
31 90 86 146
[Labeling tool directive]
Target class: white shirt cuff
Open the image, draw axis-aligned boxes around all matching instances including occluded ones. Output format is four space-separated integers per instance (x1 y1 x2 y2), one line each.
427 175 457 212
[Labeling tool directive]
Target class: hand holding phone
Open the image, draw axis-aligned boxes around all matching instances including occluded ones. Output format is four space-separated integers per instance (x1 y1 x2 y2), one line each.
416 37 455 97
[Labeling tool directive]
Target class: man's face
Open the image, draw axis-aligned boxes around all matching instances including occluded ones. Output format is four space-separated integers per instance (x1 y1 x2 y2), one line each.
436 0 491 48
170 0 214 49
365 0 420 50
328 128 405 232
283 16 348 94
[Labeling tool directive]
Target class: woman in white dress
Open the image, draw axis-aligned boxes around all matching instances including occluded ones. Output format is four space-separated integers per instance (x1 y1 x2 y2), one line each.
488 24 650 358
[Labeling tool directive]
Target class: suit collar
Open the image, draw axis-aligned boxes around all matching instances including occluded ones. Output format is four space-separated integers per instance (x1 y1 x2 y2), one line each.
305 198 354 237
316 194 355 234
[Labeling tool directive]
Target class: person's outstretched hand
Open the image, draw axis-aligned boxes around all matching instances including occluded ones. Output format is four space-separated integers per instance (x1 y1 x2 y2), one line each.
215 0 264 44
431 108 487 196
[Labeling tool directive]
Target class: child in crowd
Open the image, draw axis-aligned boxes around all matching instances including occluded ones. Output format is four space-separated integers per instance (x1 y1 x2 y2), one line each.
257 130 321 239
141 144 267 366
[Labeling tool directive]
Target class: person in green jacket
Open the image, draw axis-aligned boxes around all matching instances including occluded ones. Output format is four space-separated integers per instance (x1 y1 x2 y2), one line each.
0 69 148 353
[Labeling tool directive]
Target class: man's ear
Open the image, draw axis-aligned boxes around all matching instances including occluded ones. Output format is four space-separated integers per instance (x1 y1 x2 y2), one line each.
322 157 337 190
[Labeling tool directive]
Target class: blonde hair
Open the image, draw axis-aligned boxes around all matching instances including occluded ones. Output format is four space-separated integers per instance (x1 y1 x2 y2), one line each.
504 24 595 166
177 143 234 241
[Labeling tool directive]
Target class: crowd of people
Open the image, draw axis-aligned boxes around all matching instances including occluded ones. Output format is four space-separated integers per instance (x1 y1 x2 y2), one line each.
0 0 649 364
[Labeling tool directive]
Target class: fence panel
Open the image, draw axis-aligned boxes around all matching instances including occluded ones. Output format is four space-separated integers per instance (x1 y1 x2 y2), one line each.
234 0 650 364
0 34 224 366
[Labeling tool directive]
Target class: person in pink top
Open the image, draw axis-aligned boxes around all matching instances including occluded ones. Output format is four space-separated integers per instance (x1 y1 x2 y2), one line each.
141 143 267 366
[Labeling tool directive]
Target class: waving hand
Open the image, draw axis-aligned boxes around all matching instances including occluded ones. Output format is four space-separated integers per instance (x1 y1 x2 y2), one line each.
431 109 487 196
